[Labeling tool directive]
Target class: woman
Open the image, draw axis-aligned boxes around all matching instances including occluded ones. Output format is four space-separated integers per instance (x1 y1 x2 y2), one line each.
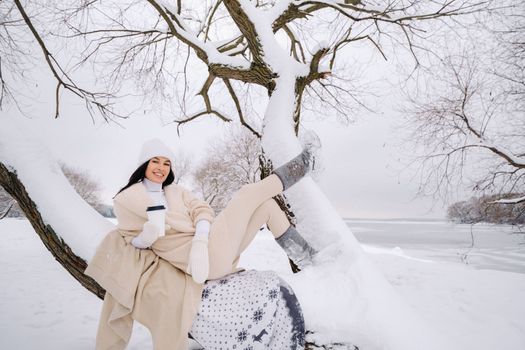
86 138 317 350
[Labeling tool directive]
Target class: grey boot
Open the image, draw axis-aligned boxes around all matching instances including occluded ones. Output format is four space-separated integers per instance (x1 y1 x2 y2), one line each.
272 147 314 191
276 225 317 270
272 131 321 191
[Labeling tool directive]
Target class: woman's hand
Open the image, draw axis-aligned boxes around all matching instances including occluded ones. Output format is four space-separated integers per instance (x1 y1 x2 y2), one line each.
186 237 209 284
186 220 211 283
131 221 161 249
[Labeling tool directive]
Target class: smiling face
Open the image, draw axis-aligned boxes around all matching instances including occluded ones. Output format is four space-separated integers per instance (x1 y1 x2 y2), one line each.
144 156 172 184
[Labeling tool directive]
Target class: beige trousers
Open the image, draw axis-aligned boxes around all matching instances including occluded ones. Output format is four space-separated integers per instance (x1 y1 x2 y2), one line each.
207 174 291 279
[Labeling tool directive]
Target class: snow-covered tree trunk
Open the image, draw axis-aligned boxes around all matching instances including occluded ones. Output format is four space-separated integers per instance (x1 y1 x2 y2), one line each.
257 35 450 350
0 120 113 300
0 162 105 299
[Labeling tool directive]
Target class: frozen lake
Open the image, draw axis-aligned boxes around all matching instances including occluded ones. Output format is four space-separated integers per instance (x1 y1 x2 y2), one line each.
346 218 525 274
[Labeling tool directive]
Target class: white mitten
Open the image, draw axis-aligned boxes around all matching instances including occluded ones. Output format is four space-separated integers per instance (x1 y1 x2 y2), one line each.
131 221 161 249
186 220 211 283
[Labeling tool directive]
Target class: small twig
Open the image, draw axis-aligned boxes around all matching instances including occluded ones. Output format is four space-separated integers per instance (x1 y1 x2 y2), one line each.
222 78 261 138
174 109 232 136
0 199 15 219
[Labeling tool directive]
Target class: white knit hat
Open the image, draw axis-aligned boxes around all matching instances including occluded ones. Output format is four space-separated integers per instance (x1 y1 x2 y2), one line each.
137 138 176 167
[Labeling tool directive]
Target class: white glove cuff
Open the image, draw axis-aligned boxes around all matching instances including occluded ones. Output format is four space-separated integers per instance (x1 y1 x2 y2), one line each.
131 235 150 249
194 220 211 240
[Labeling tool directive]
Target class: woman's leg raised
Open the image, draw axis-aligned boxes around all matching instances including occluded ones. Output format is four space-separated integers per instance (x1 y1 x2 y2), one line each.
237 199 318 272
224 173 283 220
206 145 317 279
213 141 317 245
208 197 290 279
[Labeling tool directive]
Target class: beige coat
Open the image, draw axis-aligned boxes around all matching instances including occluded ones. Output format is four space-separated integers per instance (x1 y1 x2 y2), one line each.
85 182 225 350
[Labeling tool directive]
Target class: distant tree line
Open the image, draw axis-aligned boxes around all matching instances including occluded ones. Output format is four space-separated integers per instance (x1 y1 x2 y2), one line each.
193 127 261 213
447 194 525 224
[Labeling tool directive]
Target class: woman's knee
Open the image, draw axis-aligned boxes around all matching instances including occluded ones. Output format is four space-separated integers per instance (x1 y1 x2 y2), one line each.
256 198 279 215
259 199 290 235
236 182 258 197
228 183 259 207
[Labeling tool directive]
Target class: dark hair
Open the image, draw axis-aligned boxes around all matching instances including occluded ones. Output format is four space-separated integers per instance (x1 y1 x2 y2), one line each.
113 160 175 198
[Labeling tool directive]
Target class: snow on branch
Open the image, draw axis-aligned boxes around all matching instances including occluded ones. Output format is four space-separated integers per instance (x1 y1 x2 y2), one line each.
147 0 285 89
150 0 256 71
0 117 113 262
493 195 525 204
236 0 309 75
221 0 268 66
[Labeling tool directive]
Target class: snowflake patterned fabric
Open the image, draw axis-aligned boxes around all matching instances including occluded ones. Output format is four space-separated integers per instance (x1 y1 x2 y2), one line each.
189 270 305 350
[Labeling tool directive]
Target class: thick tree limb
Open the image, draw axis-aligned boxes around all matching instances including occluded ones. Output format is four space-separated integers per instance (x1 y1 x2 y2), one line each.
222 0 266 67
217 35 249 56
147 0 274 87
0 162 104 299
306 47 330 84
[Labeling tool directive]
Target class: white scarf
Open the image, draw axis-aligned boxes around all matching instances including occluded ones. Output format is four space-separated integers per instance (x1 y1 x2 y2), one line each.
142 178 168 208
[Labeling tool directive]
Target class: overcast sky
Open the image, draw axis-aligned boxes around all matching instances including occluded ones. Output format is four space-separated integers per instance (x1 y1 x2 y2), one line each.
0 11 456 220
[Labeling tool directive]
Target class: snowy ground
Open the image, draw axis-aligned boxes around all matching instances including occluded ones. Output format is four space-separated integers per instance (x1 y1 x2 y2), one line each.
0 218 524 350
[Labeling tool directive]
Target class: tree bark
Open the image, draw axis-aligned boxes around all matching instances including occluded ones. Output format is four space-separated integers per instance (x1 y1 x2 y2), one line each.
0 162 104 299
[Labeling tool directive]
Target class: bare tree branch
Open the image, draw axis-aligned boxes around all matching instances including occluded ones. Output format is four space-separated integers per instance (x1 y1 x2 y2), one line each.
13 0 123 122
404 11 524 202
222 78 262 138
0 198 15 220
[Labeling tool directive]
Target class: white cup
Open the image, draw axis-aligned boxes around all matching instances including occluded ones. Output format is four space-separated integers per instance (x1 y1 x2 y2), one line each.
146 205 166 237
